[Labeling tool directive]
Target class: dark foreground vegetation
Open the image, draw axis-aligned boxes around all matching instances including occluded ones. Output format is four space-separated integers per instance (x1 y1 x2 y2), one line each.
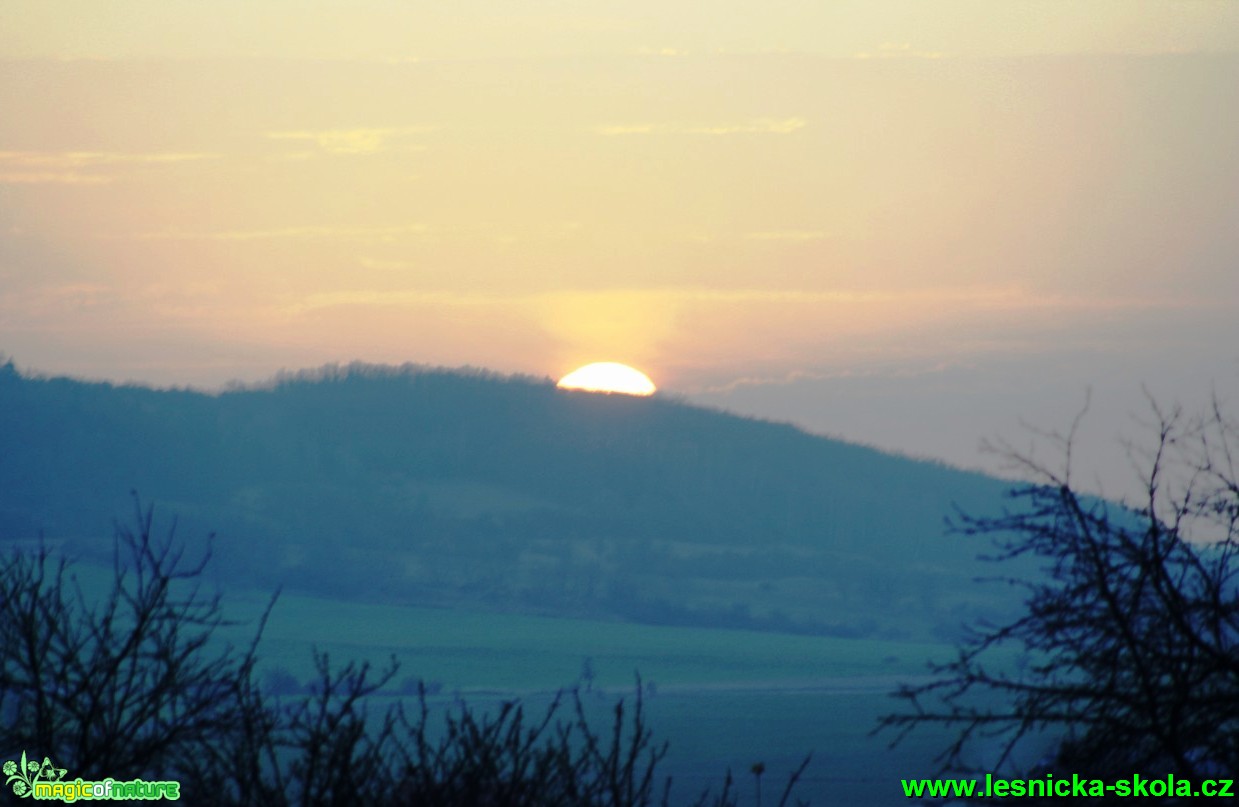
0 502 809 806
883 395 1239 804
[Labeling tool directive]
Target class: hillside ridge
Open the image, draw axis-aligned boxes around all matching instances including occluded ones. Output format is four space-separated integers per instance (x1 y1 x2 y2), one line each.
0 360 1020 640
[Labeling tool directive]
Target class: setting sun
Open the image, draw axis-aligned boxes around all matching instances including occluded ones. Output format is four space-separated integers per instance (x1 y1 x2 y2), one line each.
556 362 657 396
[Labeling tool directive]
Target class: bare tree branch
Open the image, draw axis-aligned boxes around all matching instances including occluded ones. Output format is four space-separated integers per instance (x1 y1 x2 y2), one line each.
880 395 1239 793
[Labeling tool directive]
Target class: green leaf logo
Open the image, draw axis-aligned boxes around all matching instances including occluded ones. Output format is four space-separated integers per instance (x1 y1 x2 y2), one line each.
4 751 65 799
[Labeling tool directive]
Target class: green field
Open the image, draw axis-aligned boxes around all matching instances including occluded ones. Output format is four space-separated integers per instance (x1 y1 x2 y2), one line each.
212 590 988 805
225 590 950 689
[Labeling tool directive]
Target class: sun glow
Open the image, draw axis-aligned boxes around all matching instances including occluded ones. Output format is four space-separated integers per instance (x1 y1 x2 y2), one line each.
556 362 657 396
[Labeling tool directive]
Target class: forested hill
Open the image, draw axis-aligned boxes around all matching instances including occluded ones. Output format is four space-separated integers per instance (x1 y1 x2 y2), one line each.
0 361 1022 640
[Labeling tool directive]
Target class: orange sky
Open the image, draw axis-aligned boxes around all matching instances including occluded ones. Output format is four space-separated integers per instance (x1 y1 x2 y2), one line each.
2 1 1238 483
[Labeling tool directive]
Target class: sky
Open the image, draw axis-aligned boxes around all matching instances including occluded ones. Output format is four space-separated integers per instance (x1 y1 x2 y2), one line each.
3 1 1239 497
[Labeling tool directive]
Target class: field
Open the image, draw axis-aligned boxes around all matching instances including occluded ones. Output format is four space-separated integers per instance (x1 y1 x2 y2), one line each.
214 590 983 805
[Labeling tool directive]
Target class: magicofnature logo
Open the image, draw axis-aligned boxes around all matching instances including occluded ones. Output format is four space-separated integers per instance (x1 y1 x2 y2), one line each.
3 751 180 801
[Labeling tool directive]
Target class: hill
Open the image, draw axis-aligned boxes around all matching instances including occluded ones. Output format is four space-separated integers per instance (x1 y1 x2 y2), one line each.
0 360 1021 640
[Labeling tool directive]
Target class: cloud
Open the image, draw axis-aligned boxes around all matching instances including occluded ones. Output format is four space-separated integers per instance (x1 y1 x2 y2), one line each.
0 152 215 167
275 286 880 317
0 283 118 325
636 46 686 57
266 284 1205 391
131 224 432 242
265 126 434 155
33 282 114 306
357 256 414 271
689 360 966 395
743 231 829 242
595 118 806 136
0 151 215 184
280 289 486 316
595 124 658 136
0 172 112 185
853 42 945 59
276 284 1208 317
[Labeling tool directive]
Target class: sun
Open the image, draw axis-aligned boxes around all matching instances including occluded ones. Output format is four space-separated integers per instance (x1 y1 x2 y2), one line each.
556 362 657 396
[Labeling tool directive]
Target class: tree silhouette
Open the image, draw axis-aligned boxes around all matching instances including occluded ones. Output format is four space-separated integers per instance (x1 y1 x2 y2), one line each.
882 394 1239 796
1 497 810 806
0 497 271 779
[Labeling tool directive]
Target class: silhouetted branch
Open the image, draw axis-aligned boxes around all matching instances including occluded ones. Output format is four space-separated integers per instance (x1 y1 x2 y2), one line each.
881 395 1239 796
